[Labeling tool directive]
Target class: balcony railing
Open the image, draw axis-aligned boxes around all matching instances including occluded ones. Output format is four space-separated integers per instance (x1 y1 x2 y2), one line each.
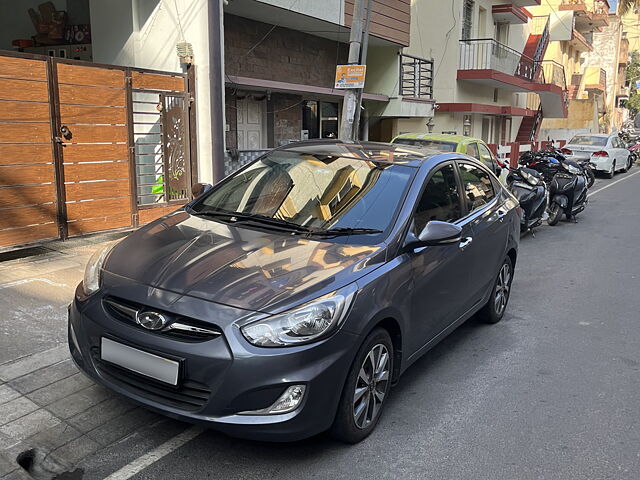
400 54 434 99
539 60 567 90
459 39 537 81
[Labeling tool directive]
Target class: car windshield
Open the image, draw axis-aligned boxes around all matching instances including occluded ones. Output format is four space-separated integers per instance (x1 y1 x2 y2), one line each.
568 136 607 146
191 150 415 242
393 138 458 152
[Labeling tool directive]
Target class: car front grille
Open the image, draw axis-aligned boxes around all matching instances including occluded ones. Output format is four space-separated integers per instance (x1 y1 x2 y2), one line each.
91 348 211 411
103 296 222 342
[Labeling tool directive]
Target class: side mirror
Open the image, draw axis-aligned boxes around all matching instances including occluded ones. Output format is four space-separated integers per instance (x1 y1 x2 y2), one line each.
410 221 462 248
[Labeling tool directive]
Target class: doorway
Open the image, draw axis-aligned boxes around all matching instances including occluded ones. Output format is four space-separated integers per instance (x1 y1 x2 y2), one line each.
236 98 267 150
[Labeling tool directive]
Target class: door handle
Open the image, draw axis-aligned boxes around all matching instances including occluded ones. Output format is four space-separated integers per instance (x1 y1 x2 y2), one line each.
459 237 473 250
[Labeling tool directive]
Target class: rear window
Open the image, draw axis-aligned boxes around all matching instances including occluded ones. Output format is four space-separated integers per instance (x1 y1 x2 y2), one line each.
393 138 458 152
568 136 607 146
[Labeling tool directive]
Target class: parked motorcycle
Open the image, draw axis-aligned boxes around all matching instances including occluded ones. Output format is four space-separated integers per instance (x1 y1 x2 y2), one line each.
503 164 547 235
628 140 640 165
519 149 589 226
546 160 589 226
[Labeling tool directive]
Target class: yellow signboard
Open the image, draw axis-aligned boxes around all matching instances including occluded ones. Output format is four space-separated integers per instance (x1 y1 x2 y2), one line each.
334 65 367 89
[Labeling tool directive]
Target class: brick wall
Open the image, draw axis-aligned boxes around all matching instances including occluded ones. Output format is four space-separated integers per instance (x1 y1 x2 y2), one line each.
224 14 348 87
270 93 303 145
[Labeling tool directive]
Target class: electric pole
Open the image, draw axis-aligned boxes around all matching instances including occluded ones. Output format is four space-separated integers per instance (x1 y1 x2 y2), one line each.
353 0 373 141
339 0 368 142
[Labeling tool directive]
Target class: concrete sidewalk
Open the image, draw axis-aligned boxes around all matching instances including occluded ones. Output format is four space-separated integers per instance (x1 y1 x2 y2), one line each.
0 233 166 479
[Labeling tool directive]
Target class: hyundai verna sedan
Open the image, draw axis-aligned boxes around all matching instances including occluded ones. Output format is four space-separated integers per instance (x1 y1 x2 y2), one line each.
68 141 519 443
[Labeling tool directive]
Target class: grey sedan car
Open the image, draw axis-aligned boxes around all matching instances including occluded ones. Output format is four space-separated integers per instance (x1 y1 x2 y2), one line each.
68 141 520 443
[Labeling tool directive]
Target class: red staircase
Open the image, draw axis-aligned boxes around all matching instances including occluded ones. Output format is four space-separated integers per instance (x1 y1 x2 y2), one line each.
516 17 551 142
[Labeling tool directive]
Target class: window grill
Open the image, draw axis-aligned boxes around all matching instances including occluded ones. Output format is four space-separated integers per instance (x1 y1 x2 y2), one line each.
462 0 475 40
400 54 434 99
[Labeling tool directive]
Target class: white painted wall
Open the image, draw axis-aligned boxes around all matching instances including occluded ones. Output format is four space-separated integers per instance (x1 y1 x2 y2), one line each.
256 0 344 25
89 0 215 183
400 0 530 141
0 0 67 50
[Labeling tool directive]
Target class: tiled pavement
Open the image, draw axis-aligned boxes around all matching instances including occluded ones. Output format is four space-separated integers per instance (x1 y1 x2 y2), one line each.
0 233 168 479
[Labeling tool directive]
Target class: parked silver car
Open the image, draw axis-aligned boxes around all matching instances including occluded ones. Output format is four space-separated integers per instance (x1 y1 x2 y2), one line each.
561 134 633 178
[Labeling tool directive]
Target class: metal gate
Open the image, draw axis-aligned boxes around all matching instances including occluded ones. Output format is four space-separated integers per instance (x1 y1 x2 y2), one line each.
0 52 195 250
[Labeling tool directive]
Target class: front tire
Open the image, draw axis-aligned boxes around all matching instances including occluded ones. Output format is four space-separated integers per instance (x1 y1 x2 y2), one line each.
478 256 514 324
330 328 393 444
585 169 595 188
547 203 562 226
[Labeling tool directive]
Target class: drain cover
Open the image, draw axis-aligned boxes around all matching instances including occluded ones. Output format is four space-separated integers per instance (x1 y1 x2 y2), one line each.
16 448 83 480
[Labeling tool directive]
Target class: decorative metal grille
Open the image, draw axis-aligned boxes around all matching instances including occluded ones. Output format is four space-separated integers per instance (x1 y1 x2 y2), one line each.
400 54 434 99
462 0 475 40
132 91 190 206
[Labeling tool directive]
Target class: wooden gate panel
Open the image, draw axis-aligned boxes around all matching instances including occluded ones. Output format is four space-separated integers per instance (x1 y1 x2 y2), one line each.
56 62 133 236
0 57 47 80
0 55 58 248
0 78 49 102
58 84 126 106
0 124 51 143
0 102 50 122
0 144 52 165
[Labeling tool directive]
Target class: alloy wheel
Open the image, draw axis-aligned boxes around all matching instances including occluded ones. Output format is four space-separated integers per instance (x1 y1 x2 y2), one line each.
494 263 512 316
353 344 390 429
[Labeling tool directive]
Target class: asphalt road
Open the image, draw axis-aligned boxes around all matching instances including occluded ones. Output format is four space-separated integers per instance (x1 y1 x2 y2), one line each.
51 170 640 478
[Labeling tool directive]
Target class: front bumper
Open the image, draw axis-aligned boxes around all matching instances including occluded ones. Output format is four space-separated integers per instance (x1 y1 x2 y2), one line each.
68 284 359 442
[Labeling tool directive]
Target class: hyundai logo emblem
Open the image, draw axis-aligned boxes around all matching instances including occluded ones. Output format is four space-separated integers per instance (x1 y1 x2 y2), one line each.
135 311 168 331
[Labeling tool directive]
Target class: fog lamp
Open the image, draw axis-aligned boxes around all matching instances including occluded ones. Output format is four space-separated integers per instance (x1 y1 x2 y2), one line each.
239 385 306 415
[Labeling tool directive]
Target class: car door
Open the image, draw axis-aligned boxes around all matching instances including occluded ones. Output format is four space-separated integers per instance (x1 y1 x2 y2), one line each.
408 162 477 353
613 137 627 170
456 160 510 306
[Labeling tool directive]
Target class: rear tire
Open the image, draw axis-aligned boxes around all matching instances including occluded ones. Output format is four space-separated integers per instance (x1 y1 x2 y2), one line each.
330 328 393 444
606 161 615 179
547 203 562 226
622 157 631 173
478 256 514 324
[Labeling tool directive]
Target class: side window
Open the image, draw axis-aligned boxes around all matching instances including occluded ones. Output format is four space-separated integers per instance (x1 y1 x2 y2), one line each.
413 164 462 233
458 162 496 212
466 142 479 160
478 143 496 171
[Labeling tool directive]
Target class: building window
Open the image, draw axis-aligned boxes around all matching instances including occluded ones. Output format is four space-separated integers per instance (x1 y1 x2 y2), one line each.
462 0 475 40
302 101 339 139
400 54 434 99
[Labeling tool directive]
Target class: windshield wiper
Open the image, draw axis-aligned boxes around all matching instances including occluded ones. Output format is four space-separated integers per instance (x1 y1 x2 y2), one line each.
308 227 383 237
191 209 311 233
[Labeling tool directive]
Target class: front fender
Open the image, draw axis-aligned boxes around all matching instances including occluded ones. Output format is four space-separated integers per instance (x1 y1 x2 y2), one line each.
552 194 568 209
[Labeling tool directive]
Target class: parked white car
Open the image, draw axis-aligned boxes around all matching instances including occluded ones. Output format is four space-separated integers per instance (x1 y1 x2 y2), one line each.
561 134 633 178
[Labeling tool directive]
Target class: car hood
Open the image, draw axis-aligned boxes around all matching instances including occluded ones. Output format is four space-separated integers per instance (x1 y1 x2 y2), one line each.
104 211 386 313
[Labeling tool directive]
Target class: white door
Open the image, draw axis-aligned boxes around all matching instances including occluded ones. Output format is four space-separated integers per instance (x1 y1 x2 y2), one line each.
237 98 266 150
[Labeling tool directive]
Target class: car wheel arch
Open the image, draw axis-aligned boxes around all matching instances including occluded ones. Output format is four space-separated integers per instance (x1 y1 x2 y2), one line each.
506 248 517 269
357 314 404 384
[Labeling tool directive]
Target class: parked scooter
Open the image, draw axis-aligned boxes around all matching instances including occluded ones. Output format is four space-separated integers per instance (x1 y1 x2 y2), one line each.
546 160 589 226
502 163 548 235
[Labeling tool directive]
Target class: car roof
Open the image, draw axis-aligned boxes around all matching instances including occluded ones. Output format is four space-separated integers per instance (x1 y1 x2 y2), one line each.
393 133 481 144
570 133 609 138
274 140 443 167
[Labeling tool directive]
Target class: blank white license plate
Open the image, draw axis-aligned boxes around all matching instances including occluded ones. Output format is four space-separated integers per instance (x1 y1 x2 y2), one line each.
101 338 180 386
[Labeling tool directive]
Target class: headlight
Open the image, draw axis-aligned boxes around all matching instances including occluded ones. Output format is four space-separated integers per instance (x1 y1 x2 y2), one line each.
82 244 116 296
240 284 357 347
566 164 581 175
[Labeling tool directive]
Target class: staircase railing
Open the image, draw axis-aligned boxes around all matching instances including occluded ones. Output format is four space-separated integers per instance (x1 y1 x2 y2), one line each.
532 16 550 78
529 104 544 142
